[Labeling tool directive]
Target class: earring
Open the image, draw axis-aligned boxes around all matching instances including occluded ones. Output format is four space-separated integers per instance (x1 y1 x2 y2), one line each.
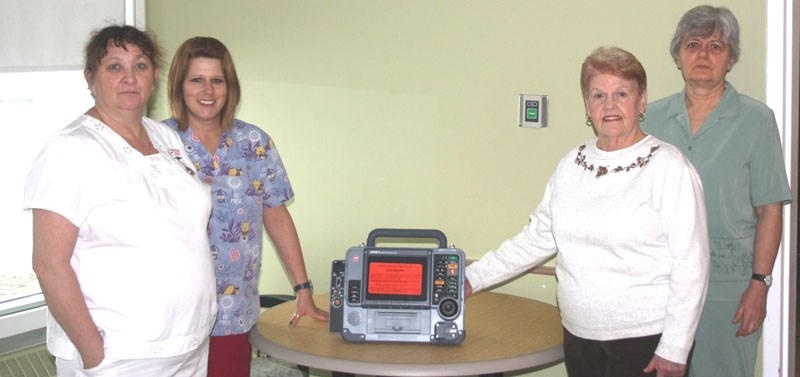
585 115 594 127
638 112 645 122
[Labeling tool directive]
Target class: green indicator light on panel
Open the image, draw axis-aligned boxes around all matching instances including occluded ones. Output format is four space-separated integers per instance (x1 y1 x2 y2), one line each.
527 108 538 120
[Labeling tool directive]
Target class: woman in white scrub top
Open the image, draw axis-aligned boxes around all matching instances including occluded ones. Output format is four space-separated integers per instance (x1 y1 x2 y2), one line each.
23 25 217 377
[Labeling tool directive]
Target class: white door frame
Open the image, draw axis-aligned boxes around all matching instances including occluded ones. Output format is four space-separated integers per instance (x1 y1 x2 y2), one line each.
764 0 797 376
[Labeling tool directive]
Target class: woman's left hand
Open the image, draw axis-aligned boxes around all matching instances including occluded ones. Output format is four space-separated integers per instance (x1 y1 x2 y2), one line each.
643 354 687 377
732 282 768 336
288 290 329 326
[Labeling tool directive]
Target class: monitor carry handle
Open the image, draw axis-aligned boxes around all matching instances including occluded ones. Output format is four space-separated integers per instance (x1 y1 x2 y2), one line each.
366 228 448 249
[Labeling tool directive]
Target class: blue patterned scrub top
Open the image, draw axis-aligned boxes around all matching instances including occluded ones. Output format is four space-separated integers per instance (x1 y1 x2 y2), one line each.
165 118 294 336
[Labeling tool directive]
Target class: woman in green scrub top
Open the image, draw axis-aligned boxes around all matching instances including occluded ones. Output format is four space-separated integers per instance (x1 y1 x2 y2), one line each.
643 5 792 377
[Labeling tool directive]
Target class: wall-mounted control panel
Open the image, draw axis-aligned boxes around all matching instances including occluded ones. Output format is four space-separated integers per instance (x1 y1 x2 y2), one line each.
518 94 548 128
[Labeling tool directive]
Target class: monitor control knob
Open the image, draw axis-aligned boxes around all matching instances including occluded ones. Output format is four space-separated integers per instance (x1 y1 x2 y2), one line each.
438 297 460 319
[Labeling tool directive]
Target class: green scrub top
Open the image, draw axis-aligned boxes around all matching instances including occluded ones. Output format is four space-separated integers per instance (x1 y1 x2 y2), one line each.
643 83 791 282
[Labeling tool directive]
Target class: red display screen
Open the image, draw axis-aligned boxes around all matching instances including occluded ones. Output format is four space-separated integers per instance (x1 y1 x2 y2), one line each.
367 262 423 295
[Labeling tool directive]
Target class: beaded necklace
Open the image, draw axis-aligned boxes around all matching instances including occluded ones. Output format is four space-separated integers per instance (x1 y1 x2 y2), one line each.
574 144 659 178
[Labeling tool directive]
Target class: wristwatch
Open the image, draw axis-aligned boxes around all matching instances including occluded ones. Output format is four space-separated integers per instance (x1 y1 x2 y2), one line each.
293 280 313 292
751 274 773 287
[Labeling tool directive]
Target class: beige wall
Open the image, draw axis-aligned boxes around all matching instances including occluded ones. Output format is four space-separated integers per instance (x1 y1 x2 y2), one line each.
146 2 767 375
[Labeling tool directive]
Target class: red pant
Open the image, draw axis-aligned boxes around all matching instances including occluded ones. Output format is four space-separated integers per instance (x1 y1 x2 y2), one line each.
207 333 252 377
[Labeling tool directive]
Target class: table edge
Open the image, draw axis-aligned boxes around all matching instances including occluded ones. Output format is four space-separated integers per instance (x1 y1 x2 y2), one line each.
248 330 564 376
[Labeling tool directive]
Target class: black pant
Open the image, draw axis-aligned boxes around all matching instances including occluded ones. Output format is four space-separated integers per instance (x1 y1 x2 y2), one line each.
563 328 662 377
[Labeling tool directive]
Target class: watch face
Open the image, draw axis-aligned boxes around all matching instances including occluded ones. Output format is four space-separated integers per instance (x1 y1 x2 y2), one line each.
754 274 773 286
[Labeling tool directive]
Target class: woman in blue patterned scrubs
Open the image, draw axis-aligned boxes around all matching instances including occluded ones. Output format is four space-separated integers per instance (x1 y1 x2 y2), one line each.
164 36 328 377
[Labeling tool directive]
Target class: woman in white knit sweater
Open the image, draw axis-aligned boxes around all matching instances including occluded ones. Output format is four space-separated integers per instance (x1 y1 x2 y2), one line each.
465 47 710 377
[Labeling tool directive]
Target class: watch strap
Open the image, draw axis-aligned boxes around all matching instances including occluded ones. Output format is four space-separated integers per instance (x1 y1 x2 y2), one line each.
751 274 771 286
293 280 313 292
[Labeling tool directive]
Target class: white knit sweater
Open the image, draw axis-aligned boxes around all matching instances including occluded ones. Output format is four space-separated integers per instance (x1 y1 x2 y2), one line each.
466 135 710 364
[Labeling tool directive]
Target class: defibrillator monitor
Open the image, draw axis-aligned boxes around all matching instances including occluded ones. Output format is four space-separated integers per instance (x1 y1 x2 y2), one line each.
329 229 466 345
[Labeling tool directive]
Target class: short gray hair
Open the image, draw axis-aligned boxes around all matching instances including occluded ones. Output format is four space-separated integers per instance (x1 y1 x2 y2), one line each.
669 5 740 64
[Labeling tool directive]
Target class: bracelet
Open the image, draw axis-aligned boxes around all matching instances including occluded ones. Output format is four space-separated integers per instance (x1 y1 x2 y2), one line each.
293 280 313 292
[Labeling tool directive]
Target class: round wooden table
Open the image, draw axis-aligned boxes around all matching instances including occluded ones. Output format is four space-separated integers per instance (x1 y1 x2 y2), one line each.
249 291 563 376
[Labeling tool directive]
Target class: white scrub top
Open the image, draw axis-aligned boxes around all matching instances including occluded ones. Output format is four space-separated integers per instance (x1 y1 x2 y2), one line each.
24 115 217 360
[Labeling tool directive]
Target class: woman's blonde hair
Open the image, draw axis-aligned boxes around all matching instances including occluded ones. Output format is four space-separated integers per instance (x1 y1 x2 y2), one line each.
580 46 647 100
167 36 241 131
